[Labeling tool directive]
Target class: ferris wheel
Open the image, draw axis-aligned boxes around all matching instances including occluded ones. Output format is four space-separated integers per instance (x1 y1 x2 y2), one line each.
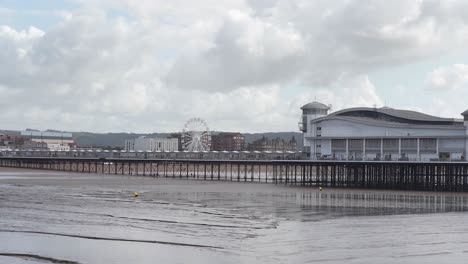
182 118 211 151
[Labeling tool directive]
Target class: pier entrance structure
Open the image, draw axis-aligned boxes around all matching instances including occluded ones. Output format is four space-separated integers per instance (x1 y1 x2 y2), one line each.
1 157 468 192
300 102 468 162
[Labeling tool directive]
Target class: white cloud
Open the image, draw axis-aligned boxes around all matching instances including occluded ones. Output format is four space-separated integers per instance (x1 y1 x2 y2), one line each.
168 0 468 91
426 64 468 90
166 9 305 91
291 75 383 113
2 0 468 132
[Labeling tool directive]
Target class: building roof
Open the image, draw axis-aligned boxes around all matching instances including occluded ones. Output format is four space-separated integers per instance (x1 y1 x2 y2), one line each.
20 130 72 138
341 107 453 122
461 109 468 116
301 102 330 110
381 107 456 122
313 106 462 126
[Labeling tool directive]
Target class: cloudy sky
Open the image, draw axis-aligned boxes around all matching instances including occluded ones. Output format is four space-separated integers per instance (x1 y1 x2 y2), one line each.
1 0 468 133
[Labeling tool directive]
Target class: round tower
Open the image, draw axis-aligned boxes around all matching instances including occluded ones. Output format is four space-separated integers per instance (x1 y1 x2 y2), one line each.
299 102 330 159
462 110 468 122
299 102 330 133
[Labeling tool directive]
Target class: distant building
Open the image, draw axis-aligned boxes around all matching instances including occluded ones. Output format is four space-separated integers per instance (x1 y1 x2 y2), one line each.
20 130 73 151
211 132 245 151
124 136 178 152
0 135 25 149
300 101 468 161
21 140 48 150
247 136 297 152
170 133 183 151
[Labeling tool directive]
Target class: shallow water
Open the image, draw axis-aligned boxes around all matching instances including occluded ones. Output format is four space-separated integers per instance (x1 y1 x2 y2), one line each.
1 169 468 263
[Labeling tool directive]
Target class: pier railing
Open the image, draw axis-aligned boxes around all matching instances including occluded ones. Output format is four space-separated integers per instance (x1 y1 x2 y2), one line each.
1 157 468 192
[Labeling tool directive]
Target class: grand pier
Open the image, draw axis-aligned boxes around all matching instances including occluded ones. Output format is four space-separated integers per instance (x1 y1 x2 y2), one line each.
1 156 468 192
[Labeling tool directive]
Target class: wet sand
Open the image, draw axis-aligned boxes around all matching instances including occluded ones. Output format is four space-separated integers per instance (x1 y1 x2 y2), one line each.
1 167 468 263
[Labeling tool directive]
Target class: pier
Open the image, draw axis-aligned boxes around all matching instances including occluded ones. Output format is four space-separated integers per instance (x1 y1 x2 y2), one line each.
1 157 468 192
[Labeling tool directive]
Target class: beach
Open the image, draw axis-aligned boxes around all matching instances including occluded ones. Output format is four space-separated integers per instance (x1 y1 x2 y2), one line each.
1 167 468 263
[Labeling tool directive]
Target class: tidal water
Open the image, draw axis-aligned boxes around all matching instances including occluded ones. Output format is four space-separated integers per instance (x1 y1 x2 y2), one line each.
1 169 468 264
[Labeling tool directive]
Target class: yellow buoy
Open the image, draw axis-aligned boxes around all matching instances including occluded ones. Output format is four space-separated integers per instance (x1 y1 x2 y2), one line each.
134 191 139 197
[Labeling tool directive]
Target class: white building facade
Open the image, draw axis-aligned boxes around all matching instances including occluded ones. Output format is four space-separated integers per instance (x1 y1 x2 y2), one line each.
300 102 468 161
124 137 179 152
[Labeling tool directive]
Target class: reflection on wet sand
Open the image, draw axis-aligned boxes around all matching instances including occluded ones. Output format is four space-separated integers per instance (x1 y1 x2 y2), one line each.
296 191 468 216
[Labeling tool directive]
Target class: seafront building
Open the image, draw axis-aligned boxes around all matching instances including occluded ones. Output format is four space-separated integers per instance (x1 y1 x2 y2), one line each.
20 130 73 151
246 136 297 152
124 136 178 152
211 132 245 151
300 102 468 161
0 134 25 148
170 133 183 151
